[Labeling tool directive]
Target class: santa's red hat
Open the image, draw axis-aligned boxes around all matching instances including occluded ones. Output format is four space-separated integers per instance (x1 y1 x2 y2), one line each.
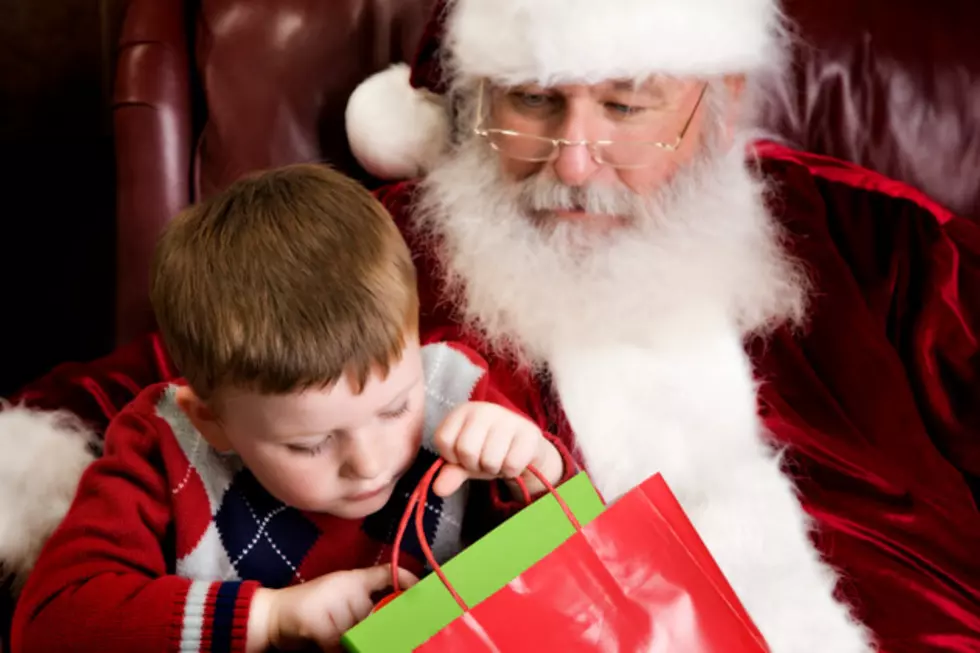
345 0 784 180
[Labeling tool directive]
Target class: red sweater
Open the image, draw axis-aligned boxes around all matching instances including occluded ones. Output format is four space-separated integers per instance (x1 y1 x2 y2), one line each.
12 342 573 653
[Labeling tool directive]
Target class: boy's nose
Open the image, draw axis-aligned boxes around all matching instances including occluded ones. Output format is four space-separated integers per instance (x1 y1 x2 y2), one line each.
344 435 385 480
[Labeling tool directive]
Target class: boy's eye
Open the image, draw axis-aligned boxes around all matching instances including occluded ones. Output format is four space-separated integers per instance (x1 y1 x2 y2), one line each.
287 435 332 456
380 401 410 420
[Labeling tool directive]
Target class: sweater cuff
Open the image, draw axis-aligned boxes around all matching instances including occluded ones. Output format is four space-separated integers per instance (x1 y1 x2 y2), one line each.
173 580 261 653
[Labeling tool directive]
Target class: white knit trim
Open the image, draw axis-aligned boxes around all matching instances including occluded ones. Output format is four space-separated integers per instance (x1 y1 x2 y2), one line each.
178 581 211 652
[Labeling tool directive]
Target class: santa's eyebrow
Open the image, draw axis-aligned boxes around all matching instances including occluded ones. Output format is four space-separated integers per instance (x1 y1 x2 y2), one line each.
607 80 666 101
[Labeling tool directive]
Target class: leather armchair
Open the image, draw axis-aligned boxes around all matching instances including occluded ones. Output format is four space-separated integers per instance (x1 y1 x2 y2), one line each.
762 0 980 220
111 0 980 346
112 0 435 345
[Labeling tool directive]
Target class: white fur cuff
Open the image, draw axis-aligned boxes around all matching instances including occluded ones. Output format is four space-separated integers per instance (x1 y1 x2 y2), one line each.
0 404 97 590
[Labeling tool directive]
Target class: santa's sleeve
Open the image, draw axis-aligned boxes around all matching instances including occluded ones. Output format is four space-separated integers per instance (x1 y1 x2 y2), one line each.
10 409 259 653
820 183 980 489
891 209 980 491
442 341 578 521
809 164 980 492
764 145 980 495
3 331 178 439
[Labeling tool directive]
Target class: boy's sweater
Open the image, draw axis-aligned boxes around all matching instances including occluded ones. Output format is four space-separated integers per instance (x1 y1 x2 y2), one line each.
13 342 573 653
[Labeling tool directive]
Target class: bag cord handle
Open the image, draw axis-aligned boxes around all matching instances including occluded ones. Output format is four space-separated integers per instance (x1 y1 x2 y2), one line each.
390 459 582 611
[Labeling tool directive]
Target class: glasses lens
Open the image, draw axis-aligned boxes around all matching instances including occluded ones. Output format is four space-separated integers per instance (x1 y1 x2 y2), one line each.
476 78 705 167
596 140 677 167
486 131 555 161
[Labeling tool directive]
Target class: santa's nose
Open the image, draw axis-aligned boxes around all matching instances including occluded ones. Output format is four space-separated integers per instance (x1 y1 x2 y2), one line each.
552 142 600 187
550 111 603 186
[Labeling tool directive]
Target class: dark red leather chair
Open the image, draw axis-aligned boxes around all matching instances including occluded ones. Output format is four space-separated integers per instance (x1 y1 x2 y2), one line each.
761 0 980 219
110 0 980 345
112 0 437 345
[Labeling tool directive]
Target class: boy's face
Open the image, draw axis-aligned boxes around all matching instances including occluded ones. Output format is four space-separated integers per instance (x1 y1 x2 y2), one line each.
180 339 426 519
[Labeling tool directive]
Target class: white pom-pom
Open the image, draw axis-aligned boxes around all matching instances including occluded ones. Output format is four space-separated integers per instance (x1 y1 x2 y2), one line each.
0 403 97 592
345 63 451 180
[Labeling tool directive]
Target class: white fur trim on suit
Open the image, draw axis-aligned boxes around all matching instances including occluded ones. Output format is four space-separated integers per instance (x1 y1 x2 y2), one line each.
345 63 451 180
445 0 785 86
549 317 873 652
0 404 96 592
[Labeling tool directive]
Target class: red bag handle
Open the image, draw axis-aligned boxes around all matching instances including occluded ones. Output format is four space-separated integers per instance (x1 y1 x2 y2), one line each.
389 458 582 611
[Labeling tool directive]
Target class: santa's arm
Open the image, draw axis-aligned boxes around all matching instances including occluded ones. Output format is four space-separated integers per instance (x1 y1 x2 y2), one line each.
890 212 980 490
0 333 178 596
10 410 259 653
4 331 178 438
761 145 980 492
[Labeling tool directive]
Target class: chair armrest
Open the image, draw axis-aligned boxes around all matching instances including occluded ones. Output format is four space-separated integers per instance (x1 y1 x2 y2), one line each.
112 0 192 345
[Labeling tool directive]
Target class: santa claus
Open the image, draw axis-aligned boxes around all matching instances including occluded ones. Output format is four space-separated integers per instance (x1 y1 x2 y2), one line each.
1 0 979 651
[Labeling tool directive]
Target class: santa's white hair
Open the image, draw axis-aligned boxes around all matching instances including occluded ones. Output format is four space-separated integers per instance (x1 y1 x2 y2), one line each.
413 82 874 652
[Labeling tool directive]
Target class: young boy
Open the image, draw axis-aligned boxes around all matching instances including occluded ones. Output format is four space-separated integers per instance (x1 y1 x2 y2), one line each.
11 164 572 653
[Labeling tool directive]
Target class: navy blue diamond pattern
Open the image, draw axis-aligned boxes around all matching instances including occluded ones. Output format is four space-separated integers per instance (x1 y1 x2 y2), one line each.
215 469 321 588
362 447 444 568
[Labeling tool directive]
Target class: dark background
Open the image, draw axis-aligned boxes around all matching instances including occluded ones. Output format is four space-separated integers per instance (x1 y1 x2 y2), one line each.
0 0 126 395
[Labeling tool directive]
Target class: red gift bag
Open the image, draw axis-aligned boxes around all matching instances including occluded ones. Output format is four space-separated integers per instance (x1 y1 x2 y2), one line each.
394 461 769 652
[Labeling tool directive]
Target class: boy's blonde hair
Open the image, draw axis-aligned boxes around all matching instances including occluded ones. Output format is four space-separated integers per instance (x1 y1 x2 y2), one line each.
150 163 418 400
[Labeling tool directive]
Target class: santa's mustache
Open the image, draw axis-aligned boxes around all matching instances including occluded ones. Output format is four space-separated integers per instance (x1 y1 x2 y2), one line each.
513 174 645 219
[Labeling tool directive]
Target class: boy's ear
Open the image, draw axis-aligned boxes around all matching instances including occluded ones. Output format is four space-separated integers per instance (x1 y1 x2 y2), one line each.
175 386 233 452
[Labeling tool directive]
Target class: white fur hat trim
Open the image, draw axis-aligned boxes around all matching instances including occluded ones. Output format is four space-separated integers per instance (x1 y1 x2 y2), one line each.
345 0 783 179
446 0 784 86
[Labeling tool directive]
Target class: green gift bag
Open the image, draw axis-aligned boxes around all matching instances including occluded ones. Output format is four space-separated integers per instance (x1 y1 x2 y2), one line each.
341 462 605 652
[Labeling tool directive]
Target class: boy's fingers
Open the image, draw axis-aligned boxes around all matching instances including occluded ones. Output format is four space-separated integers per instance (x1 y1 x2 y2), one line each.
478 425 511 475
432 463 472 497
358 564 400 592
453 418 489 471
501 430 538 478
395 566 420 588
432 406 470 462
350 591 375 623
360 564 420 592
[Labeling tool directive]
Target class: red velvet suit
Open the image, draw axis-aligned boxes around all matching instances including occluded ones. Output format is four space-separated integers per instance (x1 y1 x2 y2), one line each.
8 144 980 651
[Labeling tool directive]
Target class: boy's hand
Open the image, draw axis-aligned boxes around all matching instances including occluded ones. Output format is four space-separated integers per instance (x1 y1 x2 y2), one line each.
431 401 564 498
247 564 417 652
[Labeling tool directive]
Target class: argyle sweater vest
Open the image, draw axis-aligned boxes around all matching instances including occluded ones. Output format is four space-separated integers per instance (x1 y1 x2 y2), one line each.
15 342 534 653
166 343 477 590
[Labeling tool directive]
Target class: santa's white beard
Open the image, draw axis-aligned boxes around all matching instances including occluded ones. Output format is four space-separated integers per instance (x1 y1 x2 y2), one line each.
415 132 810 494
417 130 814 495
416 132 807 369
416 132 872 652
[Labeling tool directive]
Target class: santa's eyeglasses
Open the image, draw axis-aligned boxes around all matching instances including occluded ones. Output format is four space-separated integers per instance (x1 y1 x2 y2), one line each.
473 81 707 169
